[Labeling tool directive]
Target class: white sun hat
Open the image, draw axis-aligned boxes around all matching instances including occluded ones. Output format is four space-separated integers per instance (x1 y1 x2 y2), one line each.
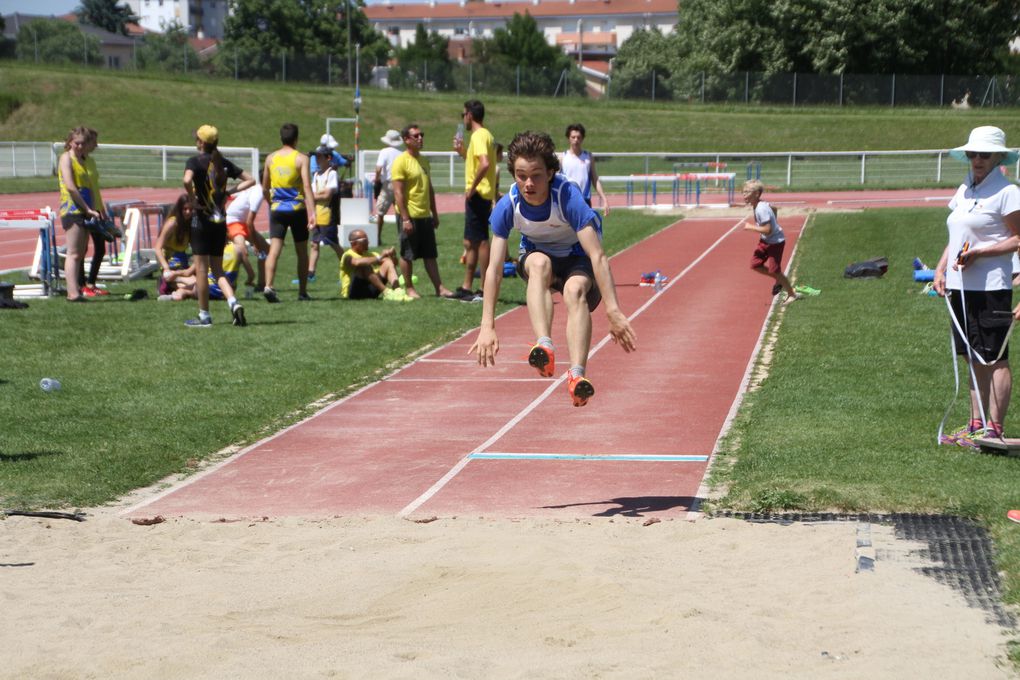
950 126 1019 165
320 134 339 150
380 129 404 148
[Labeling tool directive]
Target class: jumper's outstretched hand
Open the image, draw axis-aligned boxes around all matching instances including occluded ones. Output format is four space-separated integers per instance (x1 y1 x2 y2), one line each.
470 327 500 367
607 309 637 352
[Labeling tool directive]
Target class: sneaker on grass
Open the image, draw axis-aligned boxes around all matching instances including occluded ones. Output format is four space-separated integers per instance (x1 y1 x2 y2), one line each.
263 287 280 303
185 317 211 328
231 303 247 327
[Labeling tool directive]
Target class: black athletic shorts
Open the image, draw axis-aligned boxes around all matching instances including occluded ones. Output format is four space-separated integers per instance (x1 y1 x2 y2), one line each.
948 288 1013 363
269 210 309 243
398 216 439 261
464 193 492 243
349 276 381 300
518 250 602 312
190 213 227 257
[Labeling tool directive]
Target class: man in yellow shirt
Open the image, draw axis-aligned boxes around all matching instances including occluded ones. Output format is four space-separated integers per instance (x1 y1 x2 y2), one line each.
338 229 405 300
452 99 496 300
391 124 455 300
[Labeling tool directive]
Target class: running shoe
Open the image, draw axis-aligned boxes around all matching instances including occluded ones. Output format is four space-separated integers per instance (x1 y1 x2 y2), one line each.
453 287 475 300
263 287 280 303
771 283 782 296
93 285 110 296
528 344 555 378
939 425 971 446
1008 510 1020 524
568 374 595 407
297 293 312 302
184 317 211 328
794 285 821 296
81 285 100 298
231 303 247 327
292 274 316 284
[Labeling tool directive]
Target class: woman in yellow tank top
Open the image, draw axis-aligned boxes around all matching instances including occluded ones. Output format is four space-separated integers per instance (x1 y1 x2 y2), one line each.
154 194 198 301
57 126 106 302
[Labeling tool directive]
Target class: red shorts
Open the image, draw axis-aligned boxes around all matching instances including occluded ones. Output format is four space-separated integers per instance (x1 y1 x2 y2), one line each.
227 221 249 240
750 240 785 274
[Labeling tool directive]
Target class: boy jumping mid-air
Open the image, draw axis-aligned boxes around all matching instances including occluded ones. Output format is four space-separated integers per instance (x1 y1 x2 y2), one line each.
470 131 636 407
741 179 801 306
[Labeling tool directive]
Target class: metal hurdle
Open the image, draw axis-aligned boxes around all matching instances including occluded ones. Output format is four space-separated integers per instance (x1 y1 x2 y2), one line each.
1 208 60 297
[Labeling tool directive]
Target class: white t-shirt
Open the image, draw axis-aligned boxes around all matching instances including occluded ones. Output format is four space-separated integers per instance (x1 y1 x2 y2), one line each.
945 169 1020 291
225 184 264 225
754 201 785 245
376 147 402 183
560 150 593 200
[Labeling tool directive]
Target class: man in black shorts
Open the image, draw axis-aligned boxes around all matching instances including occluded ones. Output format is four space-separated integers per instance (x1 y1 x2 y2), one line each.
261 122 317 302
452 100 496 300
182 124 254 327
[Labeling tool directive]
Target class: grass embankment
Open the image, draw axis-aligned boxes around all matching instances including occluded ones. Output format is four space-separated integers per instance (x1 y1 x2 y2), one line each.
3 62 1020 154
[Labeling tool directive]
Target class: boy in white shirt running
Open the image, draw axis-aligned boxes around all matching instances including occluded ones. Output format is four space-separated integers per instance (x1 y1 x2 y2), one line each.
742 179 800 305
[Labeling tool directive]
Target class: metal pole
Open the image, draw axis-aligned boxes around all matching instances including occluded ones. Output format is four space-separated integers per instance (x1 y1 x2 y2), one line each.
939 74 944 106
839 73 843 106
860 153 866 184
346 0 353 86
354 44 361 170
793 72 797 107
891 73 896 107
786 154 792 186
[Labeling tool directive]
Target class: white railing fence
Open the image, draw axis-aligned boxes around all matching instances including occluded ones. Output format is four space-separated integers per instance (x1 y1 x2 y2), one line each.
1 142 261 182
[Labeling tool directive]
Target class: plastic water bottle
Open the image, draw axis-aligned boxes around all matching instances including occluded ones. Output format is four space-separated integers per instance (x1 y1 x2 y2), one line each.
455 123 464 144
653 271 665 292
40 378 61 392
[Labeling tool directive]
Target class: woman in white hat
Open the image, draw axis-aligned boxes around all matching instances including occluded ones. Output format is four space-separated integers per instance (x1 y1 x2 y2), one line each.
934 126 1020 444
374 129 405 238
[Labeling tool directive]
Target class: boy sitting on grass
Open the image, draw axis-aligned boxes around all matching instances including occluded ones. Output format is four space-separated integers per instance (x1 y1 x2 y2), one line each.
741 179 801 306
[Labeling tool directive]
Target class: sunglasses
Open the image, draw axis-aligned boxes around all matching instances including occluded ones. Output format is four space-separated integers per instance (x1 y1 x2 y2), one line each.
408 133 424 139
351 237 368 243
965 151 993 160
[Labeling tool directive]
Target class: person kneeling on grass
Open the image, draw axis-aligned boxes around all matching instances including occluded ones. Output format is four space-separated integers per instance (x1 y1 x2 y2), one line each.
339 229 407 301
741 179 801 306
469 130 636 407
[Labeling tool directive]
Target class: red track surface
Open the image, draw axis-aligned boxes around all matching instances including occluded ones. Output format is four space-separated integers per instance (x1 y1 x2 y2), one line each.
123 214 804 520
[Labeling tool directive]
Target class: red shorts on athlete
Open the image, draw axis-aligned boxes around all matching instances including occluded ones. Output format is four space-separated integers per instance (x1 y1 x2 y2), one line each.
227 221 250 240
750 240 785 274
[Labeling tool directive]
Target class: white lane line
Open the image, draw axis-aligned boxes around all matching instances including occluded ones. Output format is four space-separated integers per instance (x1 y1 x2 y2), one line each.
826 196 951 205
398 217 744 518
471 452 709 462
387 377 552 383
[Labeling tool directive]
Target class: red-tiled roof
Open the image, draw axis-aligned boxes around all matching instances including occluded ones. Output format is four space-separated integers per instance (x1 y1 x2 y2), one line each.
365 0 677 21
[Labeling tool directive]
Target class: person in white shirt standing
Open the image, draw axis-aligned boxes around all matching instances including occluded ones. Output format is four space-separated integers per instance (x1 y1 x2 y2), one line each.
560 123 609 216
374 129 404 241
934 126 1020 444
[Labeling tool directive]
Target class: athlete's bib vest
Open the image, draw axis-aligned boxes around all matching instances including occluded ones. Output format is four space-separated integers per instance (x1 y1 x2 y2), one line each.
508 174 599 258
269 149 304 212
58 154 97 217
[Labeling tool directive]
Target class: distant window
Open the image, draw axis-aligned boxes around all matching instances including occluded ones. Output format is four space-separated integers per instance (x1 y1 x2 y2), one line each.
454 27 465 35
108 55 120 69
388 26 400 35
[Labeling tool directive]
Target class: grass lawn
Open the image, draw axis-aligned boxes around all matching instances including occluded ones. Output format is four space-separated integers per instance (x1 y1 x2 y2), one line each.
708 206 1020 606
4 63 1020 154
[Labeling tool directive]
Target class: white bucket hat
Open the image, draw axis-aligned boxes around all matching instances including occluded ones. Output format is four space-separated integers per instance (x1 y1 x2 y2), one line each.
320 134 339 150
950 126 1019 165
380 129 404 148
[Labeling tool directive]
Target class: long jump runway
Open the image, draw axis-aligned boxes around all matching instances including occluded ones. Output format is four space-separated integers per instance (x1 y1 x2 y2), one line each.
125 215 804 521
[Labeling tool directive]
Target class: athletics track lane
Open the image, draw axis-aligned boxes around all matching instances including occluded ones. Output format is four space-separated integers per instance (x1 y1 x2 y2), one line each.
123 215 804 520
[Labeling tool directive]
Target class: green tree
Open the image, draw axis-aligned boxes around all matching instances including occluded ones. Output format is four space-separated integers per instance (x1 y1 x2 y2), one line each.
16 19 101 66
136 21 200 73
609 28 682 99
76 0 139 36
217 0 389 82
470 12 583 96
389 24 453 91
672 0 1019 77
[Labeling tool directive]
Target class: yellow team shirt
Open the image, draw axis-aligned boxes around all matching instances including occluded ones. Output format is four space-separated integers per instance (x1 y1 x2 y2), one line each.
58 154 103 217
269 149 304 212
313 168 336 226
339 247 380 299
390 152 432 219
465 126 496 200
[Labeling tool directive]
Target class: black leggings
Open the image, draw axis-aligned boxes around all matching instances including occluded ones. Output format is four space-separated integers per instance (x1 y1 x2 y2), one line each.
78 230 106 287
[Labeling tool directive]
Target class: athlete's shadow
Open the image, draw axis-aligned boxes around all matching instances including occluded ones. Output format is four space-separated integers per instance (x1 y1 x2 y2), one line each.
541 495 697 518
